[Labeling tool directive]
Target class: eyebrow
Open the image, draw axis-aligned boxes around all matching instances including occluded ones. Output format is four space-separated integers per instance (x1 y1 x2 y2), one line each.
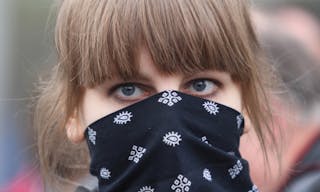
118 72 152 83
118 69 222 82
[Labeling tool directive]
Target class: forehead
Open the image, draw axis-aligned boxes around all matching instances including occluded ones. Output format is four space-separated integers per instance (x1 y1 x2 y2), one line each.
59 0 255 86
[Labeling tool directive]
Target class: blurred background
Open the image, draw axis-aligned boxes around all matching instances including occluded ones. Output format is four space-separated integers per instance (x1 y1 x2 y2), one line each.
0 0 55 191
0 0 319 192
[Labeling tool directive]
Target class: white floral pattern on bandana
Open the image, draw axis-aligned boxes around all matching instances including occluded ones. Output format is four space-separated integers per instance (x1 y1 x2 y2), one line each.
138 186 155 192
201 136 212 146
203 168 212 182
171 174 191 192
128 145 146 163
158 90 182 107
88 127 96 145
203 101 219 115
100 168 111 180
228 160 243 179
114 111 133 125
163 131 182 147
86 91 255 191
248 185 259 192
236 114 244 129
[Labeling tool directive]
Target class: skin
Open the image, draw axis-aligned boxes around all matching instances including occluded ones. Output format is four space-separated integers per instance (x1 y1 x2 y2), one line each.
66 47 245 142
241 98 320 192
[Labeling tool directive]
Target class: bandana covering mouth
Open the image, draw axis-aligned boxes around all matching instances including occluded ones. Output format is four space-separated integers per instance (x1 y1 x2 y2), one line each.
85 90 258 192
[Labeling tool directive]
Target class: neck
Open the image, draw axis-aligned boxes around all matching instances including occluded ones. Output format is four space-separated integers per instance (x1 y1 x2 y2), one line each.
240 109 320 192
277 123 320 189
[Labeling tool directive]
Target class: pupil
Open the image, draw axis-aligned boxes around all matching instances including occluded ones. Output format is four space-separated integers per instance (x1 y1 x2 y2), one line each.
193 80 206 91
121 85 135 96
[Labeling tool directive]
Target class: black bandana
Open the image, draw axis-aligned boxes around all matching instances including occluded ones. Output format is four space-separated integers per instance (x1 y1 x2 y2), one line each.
85 90 258 192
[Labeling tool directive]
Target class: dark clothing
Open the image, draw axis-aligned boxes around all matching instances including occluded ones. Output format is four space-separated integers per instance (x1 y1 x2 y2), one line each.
282 133 320 192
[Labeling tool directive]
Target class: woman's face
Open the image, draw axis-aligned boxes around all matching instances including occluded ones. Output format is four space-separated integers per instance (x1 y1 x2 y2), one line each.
67 48 243 142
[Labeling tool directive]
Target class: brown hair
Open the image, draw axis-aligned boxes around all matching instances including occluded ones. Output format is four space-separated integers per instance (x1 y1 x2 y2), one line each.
35 0 274 190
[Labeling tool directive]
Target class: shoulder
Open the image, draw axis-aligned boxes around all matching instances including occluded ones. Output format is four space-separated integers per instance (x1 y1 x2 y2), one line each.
284 171 320 192
75 175 98 192
284 134 320 192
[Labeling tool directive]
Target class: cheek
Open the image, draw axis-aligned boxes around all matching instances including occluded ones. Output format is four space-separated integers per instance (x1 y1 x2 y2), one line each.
81 89 121 127
213 84 242 113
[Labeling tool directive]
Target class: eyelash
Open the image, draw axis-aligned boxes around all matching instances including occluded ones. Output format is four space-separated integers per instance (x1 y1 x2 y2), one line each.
184 78 221 89
107 82 150 103
183 78 221 98
107 78 222 101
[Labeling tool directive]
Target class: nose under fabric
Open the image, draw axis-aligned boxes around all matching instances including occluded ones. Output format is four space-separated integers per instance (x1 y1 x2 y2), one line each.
85 90 258 192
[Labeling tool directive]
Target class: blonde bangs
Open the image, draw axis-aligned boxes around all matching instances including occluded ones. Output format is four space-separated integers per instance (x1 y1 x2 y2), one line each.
56 0 256 87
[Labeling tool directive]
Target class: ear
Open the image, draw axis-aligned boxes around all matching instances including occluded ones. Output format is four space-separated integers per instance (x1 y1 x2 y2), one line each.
65 111 85 143
242 110 252 135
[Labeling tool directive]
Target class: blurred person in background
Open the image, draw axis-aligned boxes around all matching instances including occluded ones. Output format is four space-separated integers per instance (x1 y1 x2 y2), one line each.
272 6 320 63
240 6 320 192
253 3 320 63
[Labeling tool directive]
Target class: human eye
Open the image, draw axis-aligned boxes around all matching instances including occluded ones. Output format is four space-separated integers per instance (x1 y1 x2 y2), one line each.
184 79 220 98
109 83 149 102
